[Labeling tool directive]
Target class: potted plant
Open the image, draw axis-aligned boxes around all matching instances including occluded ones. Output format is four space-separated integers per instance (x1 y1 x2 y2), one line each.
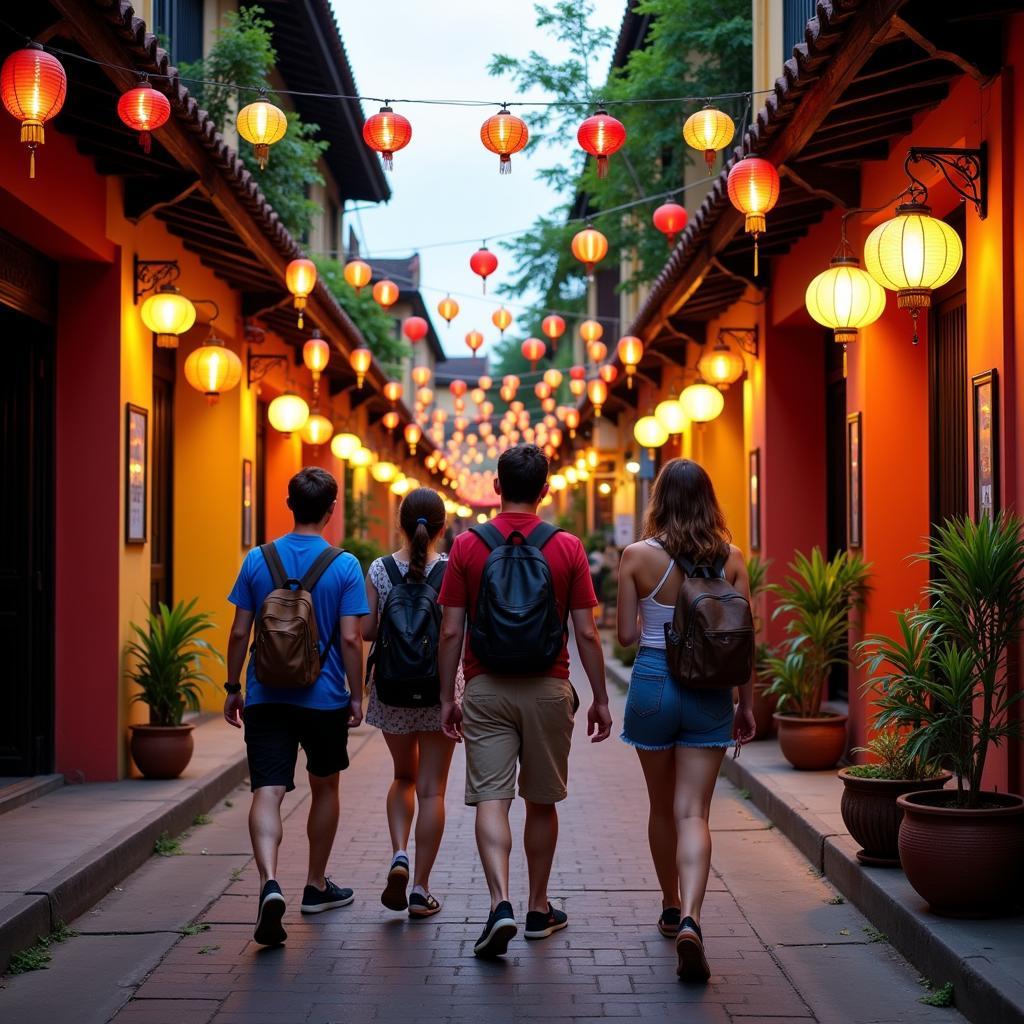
838 727 950 866
860 514 1024 916
126 600 222 779
765 548 870 770
746 554 776 739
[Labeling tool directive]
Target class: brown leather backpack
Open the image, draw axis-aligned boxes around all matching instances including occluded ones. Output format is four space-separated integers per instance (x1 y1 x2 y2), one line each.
253 543 343 689
663 548 755 690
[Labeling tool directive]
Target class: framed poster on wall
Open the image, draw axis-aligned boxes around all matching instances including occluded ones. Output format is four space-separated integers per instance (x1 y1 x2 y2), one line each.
125 403 148 544
242 458 254 547
748 448 761 551
972 369 999 522
847 412 863 548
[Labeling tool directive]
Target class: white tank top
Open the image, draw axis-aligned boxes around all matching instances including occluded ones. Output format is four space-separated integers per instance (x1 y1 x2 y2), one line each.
638 539 677 649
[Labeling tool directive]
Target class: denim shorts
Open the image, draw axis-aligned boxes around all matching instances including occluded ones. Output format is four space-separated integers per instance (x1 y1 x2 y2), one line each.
620 647 734 751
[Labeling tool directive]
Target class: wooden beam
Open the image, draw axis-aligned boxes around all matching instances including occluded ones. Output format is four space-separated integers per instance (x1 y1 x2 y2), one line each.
893 2 1002 82
782 163 860 209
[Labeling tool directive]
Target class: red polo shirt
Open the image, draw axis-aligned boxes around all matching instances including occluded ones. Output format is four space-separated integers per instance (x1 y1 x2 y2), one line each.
438 512 597 682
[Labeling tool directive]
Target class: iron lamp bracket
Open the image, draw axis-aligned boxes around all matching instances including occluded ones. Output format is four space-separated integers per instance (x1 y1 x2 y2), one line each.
906 145 987 219
717 326 759 357
247 350 291 386
133 255 181 304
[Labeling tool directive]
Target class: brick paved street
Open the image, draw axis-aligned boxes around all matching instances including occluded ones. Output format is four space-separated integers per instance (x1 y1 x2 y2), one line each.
1 649 964 1024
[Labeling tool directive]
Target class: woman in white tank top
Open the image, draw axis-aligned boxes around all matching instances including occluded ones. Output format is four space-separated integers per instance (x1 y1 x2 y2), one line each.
616 459 757 983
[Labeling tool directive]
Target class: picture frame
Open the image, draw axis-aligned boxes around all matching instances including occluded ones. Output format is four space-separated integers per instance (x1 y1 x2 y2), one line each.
846 412 863 549
242 458 254 547
748 448 761 551
972 368 999 522
125 403 148 544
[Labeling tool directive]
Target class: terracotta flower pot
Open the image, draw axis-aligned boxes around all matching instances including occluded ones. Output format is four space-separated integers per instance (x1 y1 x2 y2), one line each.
130 723 195 780
838 769 952 866
897 789 1024 917
773 711 847 770
751 680 778 740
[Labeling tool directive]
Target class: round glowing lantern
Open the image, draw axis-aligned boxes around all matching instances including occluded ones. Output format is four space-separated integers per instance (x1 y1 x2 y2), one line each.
587 339 608 364
542 314 566 343
569 378 585 398
571 226 609 277
449 379 468 399
469 246 498 292
652 203 688 247
534 381 552 401
577 109 626 179
343 259 371 292
1 45 67 178
331 431 361 460
655 396 686 434
805 255 886 345
301 412 334 447
349 446 373 468
372 279 399 309
411 365 432 387
587 378 608 417
683 105 735 174
470 387 486 405
383 380 403 404
492 307 513 335
117 82 170 153
863 199 962 344
679 382 725 424
480 105 528 174
465 329 485 356
598 363 619 385
478 375 493 390
404 421 423 455
362 105 412 170
521 337 546 370
140 286 197 348
402 315 429 344
543 368 563 390
183 337 242 404
697 338 745 390
236 95 288 170
302 331 331 389
416 386 434 406
268 392 309 436
371 460 398 484
285 258 317 329
617 336 644 388
579 319 604 345
438 295 460 325
382 410 400 432
349 347 372 388
727 156 781 276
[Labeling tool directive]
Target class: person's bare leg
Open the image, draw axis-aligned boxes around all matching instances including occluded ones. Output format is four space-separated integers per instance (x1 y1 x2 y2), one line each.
250 786 287 887
636 748 680 910
524 801 559 914
674 747 726 924
306 772 340 890
383 732 419 855
411 732 456 890
475 799 513 909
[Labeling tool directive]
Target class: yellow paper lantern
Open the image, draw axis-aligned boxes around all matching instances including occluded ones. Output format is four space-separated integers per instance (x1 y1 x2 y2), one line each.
140 286 196 348
634 415 669 455
391 476 411 496
349 446 373 468
543 368 563 390
404 421 423 454
330 431 361 460
805 256 886 345
183 337 242 404
586 378 608 417
697 338 745 390
236 97 288 170
654 397 686 434
267 392 309 435
682 105 735 173
679 383 724 423
285 258 317 329
617 335 644 388
301 412 334 447
371 460 398 483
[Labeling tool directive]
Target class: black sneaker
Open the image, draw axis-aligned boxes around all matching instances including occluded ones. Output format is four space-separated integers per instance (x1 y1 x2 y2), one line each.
675 915 710 982
300 876 355 914
381 854 410 911
524 903 568 940
408 891 442 918
658 907 681 939
253 880 287 945
473 900 517 958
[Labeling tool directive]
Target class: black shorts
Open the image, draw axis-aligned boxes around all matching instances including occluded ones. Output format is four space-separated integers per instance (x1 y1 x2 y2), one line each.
243 703 350 792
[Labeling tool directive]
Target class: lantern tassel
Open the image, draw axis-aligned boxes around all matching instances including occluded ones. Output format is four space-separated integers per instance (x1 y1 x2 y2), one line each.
297 311 304 329
29 146 35 180
597 154 608 179
704 150 714 174
753 237 759 278
139 130 152 154
911 309 920 345
382 151 394 171
255 143 269 170
500 155 511 175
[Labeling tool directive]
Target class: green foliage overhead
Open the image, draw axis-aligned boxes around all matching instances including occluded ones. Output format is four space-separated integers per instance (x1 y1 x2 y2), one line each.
180 6 328 240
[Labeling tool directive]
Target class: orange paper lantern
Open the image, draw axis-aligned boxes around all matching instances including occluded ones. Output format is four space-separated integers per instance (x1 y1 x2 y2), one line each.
579 319 604 344
117 82 170 154
586 378 608 417
541 314 566 342
521 337 546 370
726 156 781 276
373 279 399 308
1 45 67 178
285 258 317 329
411 365 433 387
587 339 608 364
449 379 468 399
349 347 372 388
302 332 331 385
437 295 460 325
616 335 644 388
564 408 580 436
577 109 626 179
383 380 403 404
382 410 400 431
362 105 412 170
492 306 513 334
480 106 528 174
599 363 618 385
465 329 484 356
343 259 371 292
571 227 608 277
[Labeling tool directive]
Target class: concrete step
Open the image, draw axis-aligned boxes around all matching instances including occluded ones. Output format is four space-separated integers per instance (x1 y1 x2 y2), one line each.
0 774 64 817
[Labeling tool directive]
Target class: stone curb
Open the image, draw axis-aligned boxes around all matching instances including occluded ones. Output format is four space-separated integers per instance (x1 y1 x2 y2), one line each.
0 748 248 974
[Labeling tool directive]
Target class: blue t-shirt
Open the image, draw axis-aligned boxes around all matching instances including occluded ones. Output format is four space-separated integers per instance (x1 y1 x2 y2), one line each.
228 534 369 709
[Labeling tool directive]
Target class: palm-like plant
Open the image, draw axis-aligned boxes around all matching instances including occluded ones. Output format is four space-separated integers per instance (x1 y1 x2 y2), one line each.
126 600 223 726
746 554 772 674
765 548 871 716
859 514 1024 808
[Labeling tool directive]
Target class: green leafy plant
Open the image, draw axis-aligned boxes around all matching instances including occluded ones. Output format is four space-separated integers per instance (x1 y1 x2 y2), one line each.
919 981 954 1007
7 922 76 975
746 554 772 674
126 600 222 727
859 513 1024 808
844 728 941 781
181 922 211 937
192 813 212 826
765 549 870 716
154 832 186 857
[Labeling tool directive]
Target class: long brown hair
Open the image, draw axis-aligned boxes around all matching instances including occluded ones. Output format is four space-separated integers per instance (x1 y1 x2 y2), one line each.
398 488 446 581
642 458 731 564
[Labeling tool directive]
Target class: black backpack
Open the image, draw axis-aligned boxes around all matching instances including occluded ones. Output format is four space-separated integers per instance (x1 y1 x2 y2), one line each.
372 557 447 708
468 522 565 676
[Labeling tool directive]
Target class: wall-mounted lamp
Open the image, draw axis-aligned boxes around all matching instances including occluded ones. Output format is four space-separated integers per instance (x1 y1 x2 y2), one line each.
247 349 291 387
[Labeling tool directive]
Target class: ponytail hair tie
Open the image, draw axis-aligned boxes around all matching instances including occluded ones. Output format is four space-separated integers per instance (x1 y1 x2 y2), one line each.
416 517 428 526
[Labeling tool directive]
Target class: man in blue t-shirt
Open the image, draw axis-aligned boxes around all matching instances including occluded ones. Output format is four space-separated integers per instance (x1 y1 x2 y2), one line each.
224 467 368 946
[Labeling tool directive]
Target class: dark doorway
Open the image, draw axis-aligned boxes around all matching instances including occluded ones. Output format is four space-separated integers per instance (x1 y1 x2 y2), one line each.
0 304 55 775
823 333 848 701
150 349 175 608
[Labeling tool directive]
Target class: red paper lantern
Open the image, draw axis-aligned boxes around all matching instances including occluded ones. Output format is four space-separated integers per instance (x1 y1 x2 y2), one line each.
599 363 619 385
577 109 626 179
571 226 608 278
652 203 688 248
402 316 429 343
469 246 498 292
521 337 546 370
1 44 67 179
449 379 468 399
480 106 528 174
541 315 566 342
117 82 171 154
362 105 412 170
727 156 781 276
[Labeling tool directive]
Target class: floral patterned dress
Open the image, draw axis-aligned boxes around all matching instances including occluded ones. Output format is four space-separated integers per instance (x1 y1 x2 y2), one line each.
364 554 464 735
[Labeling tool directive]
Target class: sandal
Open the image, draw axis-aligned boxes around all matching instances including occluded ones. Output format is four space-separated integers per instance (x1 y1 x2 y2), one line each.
381 855 409 911
675 916 711 983
408 891 441 918
658 906 681 939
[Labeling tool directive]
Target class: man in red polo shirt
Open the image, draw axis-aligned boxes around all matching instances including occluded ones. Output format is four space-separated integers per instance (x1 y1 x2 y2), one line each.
438 444 612 958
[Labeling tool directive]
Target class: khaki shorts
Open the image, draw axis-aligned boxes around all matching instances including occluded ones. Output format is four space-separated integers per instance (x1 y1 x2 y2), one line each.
462 674 576 805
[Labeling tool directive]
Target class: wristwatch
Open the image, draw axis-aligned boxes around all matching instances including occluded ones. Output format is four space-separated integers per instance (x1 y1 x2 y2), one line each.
223 682 242 695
